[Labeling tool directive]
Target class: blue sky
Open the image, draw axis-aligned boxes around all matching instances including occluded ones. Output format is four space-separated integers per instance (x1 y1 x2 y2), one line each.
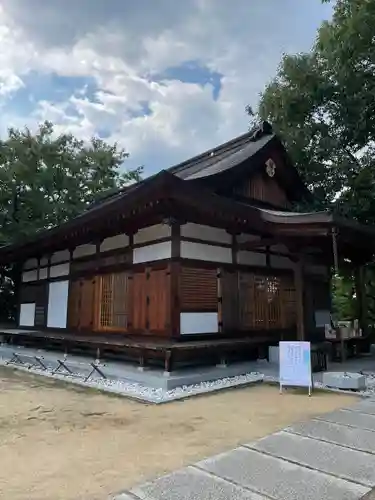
0 0 333 175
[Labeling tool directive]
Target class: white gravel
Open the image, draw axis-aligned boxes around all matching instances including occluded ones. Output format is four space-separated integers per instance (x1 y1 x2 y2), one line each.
0 358 264 403
2 344 375 402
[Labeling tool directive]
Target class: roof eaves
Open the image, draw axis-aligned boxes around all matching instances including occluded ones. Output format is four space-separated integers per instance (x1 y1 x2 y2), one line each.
0 170 177 258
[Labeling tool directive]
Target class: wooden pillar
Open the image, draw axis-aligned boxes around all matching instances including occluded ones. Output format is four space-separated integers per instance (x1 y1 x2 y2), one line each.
170 221 181 338
355 264 368 336
331 228 339 274
294 257 305 341
331 228 346 361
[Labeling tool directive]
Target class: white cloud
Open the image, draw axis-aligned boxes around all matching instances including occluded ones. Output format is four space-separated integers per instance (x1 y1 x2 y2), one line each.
0 1 333 174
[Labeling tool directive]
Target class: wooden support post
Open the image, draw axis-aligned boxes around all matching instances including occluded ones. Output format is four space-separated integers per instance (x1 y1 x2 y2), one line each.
294 257 305 341
355 265 368 337
331 228 339 274
138 350 145 371
170 221 181 338
164 349 173 374
331 228 346 361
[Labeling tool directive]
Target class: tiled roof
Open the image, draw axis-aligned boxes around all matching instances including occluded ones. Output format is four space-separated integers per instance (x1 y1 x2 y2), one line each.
168 124 274 180
84 122 276 213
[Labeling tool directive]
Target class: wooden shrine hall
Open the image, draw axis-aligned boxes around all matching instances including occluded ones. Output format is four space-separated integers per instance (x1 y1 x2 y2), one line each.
1 121 374 371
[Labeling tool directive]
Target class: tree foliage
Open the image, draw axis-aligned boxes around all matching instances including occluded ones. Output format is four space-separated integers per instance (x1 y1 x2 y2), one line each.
0 122 141 322
252 0 375 321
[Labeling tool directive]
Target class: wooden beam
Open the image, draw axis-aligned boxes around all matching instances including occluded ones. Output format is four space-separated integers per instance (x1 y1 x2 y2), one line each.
275 227 330 237
238 237 278 251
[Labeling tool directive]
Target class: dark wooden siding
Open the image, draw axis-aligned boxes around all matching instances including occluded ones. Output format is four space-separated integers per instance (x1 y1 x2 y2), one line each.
219 269 238 330
233 172 289 208
34 284 48 327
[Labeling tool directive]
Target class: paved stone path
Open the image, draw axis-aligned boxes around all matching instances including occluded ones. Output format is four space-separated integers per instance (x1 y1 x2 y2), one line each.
113 398 375 500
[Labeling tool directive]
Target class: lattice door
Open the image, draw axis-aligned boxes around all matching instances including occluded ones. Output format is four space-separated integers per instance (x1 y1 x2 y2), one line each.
98 272 130 331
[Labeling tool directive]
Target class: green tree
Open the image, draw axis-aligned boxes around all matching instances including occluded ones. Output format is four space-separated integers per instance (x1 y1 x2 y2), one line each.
251 0 375 321
331 274 356 322
0 121 141 322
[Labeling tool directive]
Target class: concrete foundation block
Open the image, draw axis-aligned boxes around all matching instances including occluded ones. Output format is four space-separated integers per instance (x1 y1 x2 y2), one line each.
322 371 366 391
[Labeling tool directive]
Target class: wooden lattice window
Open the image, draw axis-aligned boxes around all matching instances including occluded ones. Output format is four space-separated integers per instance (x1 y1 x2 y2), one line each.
98 272 130 331
239 272 296 330
180 267 218 311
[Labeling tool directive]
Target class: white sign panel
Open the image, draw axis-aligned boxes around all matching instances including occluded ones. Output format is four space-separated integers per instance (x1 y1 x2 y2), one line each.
279 341 312 395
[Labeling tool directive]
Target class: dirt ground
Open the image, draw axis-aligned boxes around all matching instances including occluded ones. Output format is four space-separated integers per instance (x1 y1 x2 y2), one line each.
0 367 358 500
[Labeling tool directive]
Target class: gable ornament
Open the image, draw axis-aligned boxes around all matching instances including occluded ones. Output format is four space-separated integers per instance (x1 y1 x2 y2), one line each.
265 158 276 177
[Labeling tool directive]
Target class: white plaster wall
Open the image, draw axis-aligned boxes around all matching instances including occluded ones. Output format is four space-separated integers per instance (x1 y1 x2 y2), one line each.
19 303 35 327
133 241 172 264
47 280 69 328
181 241 232 263
50 249 70 264
73 244 96 259
134 224 171 245
270 255 293 269
181 223 232 244
22 270 38 282
237 251 267 267
23 258 38 270
180 312 218 335
50 262 70 278
100 233 129 252
39 267 48 280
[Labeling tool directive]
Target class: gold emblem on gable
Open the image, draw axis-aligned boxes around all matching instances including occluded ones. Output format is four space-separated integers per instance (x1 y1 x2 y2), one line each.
265 158 276 177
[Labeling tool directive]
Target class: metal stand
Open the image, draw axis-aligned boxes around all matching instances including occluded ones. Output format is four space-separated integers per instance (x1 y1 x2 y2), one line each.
34 356 48 371
6 352 26 367
53 358 73 375
84 361 106 382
